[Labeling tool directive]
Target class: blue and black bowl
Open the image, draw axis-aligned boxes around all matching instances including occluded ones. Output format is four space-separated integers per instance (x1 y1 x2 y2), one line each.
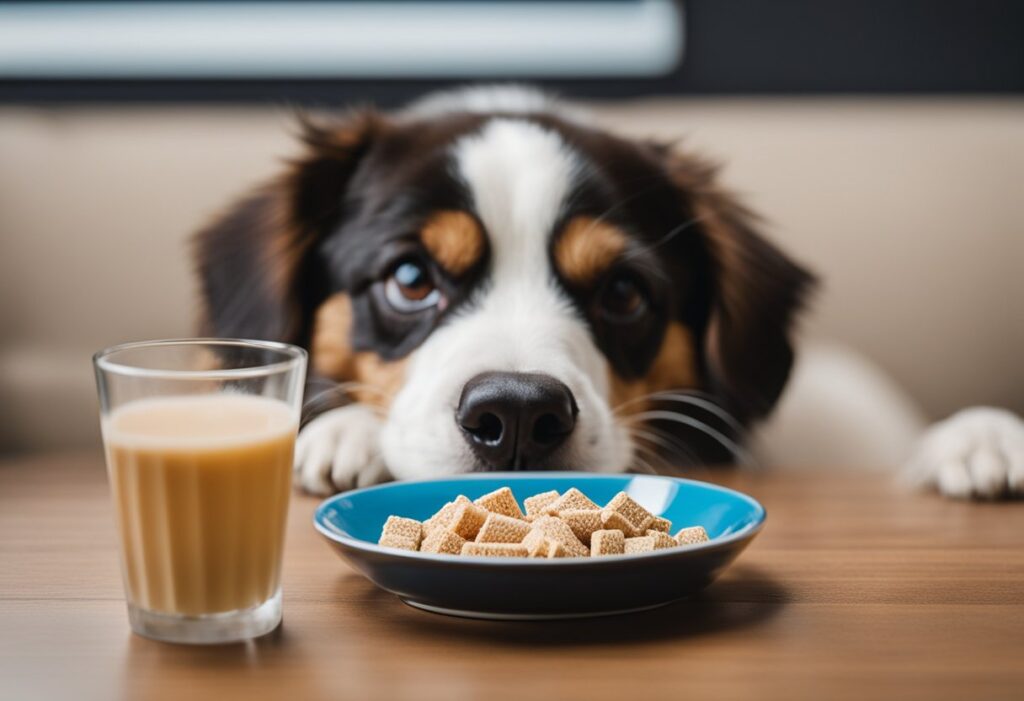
314 473 765 619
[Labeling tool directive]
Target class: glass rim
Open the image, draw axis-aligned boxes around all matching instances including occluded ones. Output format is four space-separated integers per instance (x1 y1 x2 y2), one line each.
93 338 307 381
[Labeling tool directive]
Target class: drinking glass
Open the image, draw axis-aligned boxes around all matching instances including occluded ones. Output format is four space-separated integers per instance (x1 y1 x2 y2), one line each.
93 339 306 644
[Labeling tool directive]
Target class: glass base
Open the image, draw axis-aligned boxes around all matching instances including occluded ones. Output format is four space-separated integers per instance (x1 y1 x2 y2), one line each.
127 589 282 645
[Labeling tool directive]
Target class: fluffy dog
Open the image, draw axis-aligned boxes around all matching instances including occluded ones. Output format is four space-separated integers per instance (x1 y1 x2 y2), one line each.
195 86 1023 499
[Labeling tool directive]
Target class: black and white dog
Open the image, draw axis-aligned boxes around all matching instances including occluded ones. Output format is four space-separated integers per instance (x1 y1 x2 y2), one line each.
195 86 1023 499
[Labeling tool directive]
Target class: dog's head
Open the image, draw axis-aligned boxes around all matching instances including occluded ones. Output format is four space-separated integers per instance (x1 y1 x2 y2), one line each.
196 87 813 480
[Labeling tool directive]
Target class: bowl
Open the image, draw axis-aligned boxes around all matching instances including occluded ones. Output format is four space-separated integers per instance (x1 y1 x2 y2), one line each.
314 472 765 620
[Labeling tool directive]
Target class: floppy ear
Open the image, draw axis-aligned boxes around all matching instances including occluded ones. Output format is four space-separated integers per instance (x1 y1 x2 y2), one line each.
665 150 816 423
193 110 382 344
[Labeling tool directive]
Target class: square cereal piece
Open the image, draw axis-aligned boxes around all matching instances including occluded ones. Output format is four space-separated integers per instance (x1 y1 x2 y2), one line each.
420 528 466 555
590 529 625 556
461 542 529 558
544 487 600 515
674 525 709 546
522 528 547 556
602 492 654 535
522 529 553 557
646 530 678 550
530 516 589 557
474 487 525 520
423 495 472 534
378 513 421 540
623 535 657 554
379 534 419 551
476 512 532 544
379 516 423 551
524 530 570 559
599 509 643 537
648 516 672 533
560 509 603 546
546 540 568 558
449 502 489 540
523 490 560 516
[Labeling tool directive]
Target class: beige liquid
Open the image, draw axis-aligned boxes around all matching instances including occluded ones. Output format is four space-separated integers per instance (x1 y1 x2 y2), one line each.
103 394 296 616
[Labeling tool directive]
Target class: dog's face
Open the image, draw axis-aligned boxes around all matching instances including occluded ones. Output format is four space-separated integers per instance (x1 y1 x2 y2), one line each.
196 89 812 487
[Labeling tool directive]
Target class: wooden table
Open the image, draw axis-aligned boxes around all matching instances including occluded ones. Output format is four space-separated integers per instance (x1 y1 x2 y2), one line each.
2 453 1022 701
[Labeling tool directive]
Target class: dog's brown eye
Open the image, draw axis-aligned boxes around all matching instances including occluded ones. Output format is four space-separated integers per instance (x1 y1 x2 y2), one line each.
600 274 647 321
384 259 441 313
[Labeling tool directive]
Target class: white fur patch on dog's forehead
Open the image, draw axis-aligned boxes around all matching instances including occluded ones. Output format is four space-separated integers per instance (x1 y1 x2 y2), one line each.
453 118 577 269
404 84 592 124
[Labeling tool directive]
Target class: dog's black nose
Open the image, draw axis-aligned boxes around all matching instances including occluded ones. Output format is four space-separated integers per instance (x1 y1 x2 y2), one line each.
457 372 578 470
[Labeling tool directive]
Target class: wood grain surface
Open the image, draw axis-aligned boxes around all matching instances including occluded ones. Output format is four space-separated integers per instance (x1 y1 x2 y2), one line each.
2 453 1022 701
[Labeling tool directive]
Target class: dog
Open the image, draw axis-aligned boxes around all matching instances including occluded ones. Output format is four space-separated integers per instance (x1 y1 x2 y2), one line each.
194 86 1024 499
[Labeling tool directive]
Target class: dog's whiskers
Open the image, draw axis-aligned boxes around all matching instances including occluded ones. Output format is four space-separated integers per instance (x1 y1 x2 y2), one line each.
614 390 746 436
628 425 701 470
627 443 662 476
629 438 677 477
622 409 755 467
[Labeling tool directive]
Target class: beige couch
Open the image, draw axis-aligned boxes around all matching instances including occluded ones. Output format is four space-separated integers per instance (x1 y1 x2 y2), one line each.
2 98 1022 459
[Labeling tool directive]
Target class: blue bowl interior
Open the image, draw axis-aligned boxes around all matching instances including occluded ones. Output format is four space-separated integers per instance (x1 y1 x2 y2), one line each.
317 474 764 546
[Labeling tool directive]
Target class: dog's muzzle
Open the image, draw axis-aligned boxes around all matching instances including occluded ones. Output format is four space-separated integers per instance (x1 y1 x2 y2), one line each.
456 371 578 470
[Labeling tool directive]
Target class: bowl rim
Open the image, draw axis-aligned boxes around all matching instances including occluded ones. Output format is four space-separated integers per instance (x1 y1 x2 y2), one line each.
313 472 766 567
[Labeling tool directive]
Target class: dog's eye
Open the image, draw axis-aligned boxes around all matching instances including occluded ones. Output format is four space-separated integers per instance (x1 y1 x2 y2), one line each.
599 273 648 322
384 258 441 313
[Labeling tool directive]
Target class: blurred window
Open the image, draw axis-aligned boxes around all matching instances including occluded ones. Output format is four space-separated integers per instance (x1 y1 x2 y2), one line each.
0 1 683 79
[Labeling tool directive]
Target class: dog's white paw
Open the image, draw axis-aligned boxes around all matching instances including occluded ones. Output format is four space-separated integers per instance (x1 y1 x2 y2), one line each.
905 407 1024 499
294 405 390 495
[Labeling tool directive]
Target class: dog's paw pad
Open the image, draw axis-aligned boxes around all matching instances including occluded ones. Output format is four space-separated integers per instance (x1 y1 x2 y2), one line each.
294 405 387 495
907 407 1024 499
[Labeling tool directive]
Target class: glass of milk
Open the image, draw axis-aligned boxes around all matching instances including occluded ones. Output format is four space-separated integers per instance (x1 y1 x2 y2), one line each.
94 339 306 644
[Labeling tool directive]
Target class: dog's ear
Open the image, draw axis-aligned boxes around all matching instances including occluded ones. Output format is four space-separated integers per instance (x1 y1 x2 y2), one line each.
664 149 816 423
194 110 383 343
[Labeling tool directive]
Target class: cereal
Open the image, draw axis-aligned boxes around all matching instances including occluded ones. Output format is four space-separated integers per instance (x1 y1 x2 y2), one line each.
602 492 654 535
449 502 489 540
624 535 657 554
590 529 625 556
475 512 532 544
423 495 472 534
461 542 529 558
420 528 466 555
522 529 547 556
379 535 419 551
647 530 678 550
523 529 567 558
523 490 560 516
560 509 603 546
648 516 672 533
531 515 589 557
545 540 568 558
474 487 525 520
675 526 709 546
544 487 600 515
378 515 423 551
599 509 642 537
379 487 711 559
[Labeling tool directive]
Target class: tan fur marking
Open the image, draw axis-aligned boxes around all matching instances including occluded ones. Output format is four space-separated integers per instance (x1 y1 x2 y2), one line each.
554 216 628 287
609 322 699 417
311 293 356 380
349 352 407 409
420 210 484 276
311 292 406 409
